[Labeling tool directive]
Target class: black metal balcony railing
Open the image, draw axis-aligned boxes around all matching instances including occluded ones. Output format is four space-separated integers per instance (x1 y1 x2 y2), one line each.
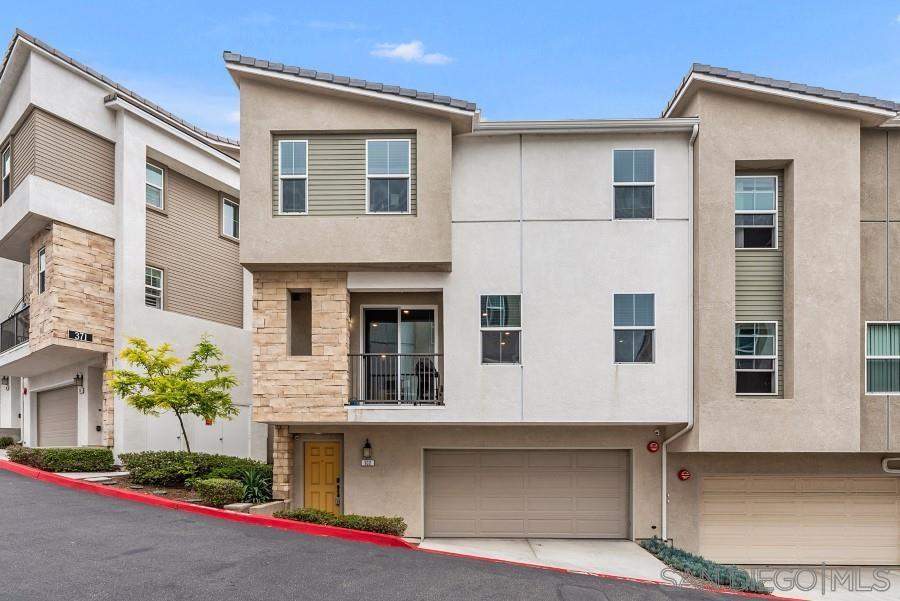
0 305 29 353
349 353 443 405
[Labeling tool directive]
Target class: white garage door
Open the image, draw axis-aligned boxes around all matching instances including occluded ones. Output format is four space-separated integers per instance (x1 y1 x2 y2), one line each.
37 386 77 447
700 475 900 565
425 449 630 538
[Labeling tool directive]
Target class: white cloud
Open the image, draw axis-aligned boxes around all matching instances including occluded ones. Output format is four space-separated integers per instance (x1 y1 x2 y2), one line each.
371 40 452 65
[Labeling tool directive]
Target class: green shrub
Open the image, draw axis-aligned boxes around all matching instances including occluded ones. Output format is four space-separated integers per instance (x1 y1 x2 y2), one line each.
6 446 114 472
275 508 407 537
119 451 271 486
239 467 272 504
639 536 769 594
0 436 15 449
195 478 244 508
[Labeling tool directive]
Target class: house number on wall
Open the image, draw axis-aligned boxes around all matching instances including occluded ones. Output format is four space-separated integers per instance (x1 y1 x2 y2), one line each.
67 330 93 342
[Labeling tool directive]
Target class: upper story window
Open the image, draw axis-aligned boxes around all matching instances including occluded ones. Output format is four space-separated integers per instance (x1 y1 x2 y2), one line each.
480 294 521 364
146 163 164 209
145 266 163 309
222 198 239 239
613 149 654 219
866 322 900 394
367 139 410 213
1 144 10 203
37 247 46 294
735 176 777 249
279 140 308 214
735 322 777 394
613 293 654 363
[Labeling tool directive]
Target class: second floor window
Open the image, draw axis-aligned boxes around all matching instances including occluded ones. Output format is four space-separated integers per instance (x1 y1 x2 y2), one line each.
866 322 900 394
146 163 164 209
279 140 308 214
145 266 163 309
367 139 410 213
222 198 239 239
37 247 46 294
1 144 10 203
735 322 777 394
735 176 776 249
614 293 654 363
480 295 521 364
613 149 654 219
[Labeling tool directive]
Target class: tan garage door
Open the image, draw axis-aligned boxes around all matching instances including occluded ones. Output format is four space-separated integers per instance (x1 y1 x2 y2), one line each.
37 386 77 447
700 476 900 565
425 449 630 538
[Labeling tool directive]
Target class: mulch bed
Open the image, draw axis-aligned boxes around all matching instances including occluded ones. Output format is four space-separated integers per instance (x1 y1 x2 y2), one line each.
102 476 204 503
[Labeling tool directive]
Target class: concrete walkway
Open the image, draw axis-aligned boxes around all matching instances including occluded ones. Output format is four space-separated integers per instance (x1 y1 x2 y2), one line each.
419 538 668 581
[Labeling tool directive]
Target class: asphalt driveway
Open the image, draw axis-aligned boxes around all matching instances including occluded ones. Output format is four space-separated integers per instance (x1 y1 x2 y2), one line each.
0 470 740 601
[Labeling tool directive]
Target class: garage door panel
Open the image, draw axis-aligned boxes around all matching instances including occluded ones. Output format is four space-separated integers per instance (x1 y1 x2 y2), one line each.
425 450 629 538
37 386 77 447
700 475 900 565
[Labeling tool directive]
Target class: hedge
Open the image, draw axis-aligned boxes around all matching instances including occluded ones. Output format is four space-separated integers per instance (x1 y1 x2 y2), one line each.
118 450 272 486
6 446 115 472
275 508 407 537
0 436 15 449
639 537 770 594
195 478 244 508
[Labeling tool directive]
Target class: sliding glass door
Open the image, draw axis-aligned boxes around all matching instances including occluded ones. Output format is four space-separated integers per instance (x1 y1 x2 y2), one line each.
363 307 436 401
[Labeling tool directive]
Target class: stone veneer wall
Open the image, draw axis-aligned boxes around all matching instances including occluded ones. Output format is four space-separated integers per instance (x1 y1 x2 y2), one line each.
252 271 350 423
271 425 293 500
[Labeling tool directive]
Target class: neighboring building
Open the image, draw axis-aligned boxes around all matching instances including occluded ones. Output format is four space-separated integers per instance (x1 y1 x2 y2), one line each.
664 65 900 565
226 53 695 540
0 31 265 459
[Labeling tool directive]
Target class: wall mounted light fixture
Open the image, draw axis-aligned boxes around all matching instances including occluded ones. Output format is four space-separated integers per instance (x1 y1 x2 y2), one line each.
361 439 374 467
73 373 84 394
1 376 9 390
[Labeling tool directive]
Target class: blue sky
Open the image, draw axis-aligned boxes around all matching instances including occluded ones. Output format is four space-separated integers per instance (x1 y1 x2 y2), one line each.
3 1 900 139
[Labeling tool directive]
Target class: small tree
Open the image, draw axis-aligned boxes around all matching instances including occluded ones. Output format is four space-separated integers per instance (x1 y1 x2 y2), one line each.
109 336 238 453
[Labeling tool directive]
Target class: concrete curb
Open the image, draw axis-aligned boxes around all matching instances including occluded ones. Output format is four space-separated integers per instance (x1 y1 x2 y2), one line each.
0 460 806 600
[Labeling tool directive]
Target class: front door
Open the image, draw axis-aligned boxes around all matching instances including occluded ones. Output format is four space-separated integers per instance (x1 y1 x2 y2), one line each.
304 441 342 514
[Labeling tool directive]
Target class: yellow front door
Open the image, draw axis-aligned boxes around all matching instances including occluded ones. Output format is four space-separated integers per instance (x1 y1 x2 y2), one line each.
304 441 342 514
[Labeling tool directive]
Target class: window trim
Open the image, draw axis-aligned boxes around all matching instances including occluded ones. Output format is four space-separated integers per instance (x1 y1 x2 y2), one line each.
365 138 412 215
734 320 778 396
1 143 10 204
358 303 440 354
221 196 240 241
735 174 778 251
145 162 165 211
277 139 309 215
864 321 900 396
611 148 656 221
145 265 164 310
37 247 46 294
479 294 522 366
612 292 656 364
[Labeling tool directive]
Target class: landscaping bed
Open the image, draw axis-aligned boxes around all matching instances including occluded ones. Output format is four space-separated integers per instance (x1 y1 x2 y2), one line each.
275 507 407 537
104 477 203 503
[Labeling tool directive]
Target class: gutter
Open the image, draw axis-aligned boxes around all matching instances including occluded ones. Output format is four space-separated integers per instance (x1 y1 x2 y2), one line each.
468 117 700 136
661 122 698 542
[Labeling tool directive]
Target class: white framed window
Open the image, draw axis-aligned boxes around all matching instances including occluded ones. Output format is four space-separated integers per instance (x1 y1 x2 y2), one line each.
1 144 10 203
278 140 308 214
735 321 777 395
146 163 164 209
613 293 655 363
735 175 777 249
613 149 654 219
222 197 239 239
366 139 410 214
37 247 46 294
145 266 163 309
480 295 521 364
866 322 900 394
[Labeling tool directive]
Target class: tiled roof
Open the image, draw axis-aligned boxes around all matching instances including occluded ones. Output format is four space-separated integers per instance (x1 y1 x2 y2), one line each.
1 29 239 148
223 51 477 112
665 63 900 116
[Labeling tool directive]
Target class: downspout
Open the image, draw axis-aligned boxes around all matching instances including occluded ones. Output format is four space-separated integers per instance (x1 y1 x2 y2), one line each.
661 122 698 542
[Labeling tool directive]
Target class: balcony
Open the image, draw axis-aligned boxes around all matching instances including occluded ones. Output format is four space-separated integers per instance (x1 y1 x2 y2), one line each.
0 305 28 353
349 353 444 406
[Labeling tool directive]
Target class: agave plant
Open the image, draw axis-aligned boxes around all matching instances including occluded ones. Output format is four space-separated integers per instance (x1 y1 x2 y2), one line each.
239 467 272 504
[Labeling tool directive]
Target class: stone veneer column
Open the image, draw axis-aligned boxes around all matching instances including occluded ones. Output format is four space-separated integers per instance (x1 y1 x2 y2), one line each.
271 425 294 500
101 353 115 448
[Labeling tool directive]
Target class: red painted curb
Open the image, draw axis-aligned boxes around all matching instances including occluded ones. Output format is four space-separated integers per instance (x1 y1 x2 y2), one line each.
0 460 805 600
0 460 413 549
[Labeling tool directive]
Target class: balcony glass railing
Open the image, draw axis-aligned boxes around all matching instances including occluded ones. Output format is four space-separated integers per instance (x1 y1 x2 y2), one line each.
349 353 443 405
0 305 28 353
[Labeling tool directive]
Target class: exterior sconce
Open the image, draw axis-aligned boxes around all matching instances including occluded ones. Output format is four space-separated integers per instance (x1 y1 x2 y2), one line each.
1 376 9 390
361 438 374 467
74 373 84 394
